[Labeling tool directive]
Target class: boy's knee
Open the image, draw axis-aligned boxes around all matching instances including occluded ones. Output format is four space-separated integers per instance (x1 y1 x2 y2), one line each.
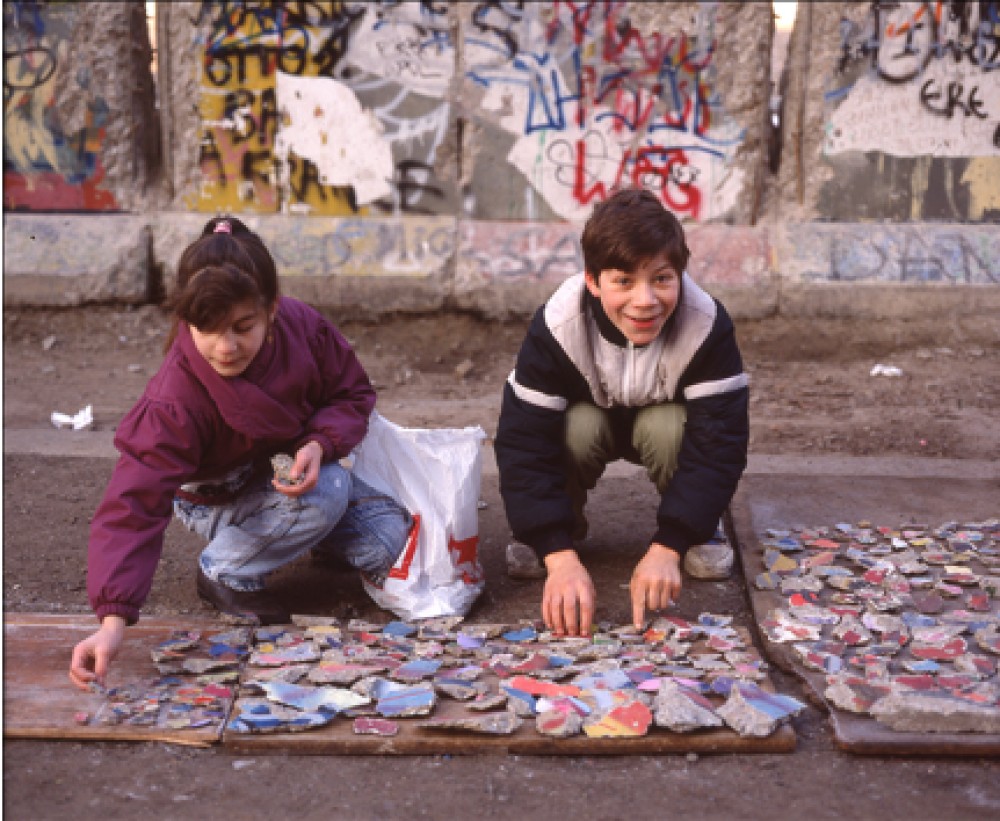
565 403 613 460
634 404 685 484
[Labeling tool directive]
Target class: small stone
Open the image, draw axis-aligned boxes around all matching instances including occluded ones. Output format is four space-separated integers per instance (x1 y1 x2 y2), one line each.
455 359 474 379
271 454 303 486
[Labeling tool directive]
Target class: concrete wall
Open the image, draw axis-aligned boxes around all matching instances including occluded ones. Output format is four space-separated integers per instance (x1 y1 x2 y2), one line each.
2 1 157 212
3 1 999 317
772 1 1000 223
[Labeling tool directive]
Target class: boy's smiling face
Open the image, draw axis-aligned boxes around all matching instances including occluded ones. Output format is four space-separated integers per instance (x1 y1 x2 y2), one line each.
585 251 681 346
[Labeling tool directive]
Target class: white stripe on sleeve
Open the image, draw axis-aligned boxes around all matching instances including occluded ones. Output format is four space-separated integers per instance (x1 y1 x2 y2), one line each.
507 370 569 412
684 373 749 401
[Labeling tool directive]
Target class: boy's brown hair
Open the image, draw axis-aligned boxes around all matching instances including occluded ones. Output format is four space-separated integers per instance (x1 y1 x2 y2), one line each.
581 188 690 278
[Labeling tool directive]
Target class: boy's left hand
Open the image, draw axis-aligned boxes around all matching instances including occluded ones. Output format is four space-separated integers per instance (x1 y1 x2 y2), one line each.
630 542 682 628
273 441 323 497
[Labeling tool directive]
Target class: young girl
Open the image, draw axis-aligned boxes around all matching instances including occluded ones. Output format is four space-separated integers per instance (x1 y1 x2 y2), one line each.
69 216 410 691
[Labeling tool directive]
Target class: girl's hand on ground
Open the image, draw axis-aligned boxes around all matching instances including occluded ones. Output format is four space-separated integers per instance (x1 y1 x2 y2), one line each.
69 615 126 691
273 441 323 496
630 542 682 628
542 549 596 637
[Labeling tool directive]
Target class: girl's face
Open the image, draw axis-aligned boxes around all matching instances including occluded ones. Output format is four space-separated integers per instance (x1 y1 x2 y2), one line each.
189 298 274 378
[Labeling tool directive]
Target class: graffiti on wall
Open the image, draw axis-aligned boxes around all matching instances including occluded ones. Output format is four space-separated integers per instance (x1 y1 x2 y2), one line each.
193 0 455 217
823 1 1000 221
260 216 455 277
463 1 746 222
3 1 118 211
826 226 1000 284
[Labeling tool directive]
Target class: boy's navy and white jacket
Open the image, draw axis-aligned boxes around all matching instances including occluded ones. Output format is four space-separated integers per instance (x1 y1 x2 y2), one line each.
495 272 749 560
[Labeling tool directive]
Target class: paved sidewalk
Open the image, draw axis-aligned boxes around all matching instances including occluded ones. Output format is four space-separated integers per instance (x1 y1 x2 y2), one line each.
7 427 1000 482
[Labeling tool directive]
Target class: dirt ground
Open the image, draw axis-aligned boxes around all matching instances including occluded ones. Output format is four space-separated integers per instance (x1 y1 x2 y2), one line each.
3 306 1000 820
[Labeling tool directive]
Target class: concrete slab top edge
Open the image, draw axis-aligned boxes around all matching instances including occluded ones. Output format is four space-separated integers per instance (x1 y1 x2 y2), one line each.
4 429 1000 481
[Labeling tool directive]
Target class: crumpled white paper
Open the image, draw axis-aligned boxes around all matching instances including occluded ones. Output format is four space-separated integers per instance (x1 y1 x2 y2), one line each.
870 364 903 377
51 405 93 430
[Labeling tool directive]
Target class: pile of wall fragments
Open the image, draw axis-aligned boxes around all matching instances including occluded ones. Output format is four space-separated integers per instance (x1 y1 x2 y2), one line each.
225 613 804 740
754 519 1000 734
71 607 805 743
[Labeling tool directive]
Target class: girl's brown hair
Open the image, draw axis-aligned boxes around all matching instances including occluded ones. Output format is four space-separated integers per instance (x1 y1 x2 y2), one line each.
164 216 279 350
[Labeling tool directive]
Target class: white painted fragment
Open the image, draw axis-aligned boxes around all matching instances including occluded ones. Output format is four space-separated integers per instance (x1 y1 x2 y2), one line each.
274 72 393 205
347 5 453 97
825 60 1000 158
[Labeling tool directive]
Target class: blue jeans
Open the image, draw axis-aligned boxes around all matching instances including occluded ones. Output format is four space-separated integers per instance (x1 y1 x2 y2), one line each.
174 465 411 592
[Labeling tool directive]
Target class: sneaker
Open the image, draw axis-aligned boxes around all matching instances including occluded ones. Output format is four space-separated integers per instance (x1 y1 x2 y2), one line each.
683 527 734 580
196 569 289 625
506 541 547 580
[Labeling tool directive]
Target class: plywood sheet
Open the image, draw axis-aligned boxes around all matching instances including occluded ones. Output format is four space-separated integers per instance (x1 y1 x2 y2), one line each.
3 613 231 747
4 612 797 755
731 476 1000 756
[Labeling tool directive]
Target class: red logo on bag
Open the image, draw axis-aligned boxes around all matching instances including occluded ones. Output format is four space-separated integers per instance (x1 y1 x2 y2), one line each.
388 514 421 581
448 533 483 584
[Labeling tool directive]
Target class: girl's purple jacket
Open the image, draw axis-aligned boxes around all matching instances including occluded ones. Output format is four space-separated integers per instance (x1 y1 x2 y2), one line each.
88 297 375 623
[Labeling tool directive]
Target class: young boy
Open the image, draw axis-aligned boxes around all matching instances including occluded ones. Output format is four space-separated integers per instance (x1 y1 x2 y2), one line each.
495 188 749 637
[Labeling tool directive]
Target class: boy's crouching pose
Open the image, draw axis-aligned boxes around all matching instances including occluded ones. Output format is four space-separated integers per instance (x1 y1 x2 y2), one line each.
495 188 749 636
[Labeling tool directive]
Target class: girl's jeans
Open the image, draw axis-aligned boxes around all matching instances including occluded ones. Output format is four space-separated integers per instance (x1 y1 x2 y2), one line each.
174 464 412 592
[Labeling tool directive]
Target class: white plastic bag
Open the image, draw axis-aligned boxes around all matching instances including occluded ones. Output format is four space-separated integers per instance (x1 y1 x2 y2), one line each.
351 411 486 620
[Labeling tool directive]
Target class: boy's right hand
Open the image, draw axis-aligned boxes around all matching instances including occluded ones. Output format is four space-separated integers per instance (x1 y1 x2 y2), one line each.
542 549 596 637
69 615 126 691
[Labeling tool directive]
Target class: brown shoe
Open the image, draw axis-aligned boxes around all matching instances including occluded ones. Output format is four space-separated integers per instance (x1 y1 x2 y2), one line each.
196 569 289 625
506 541 547 580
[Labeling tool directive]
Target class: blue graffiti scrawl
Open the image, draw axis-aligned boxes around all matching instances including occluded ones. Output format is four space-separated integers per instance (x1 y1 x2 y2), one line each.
464 1 746 221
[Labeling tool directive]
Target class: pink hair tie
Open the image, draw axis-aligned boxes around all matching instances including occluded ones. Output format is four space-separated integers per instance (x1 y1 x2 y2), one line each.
214 220 232 234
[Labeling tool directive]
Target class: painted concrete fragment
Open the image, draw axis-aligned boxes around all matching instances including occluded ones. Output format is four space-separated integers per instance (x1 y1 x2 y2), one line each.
468 692 508 712
353 717 399 736
536 708 584 738
584 700 653 738
252 680 370 714
376 686 437 718
717 683 805 738
227 699 335 734
418 712 522 735
871 692 1000 734
653 679 723 732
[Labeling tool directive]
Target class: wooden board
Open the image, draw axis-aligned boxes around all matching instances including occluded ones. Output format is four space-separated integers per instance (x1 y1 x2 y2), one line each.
224 707 795 756
3 611 796 755
3 613 230 747
731 476 1000 757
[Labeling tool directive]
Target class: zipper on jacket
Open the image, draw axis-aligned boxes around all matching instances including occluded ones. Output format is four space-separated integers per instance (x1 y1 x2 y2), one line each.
623 342 636 406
